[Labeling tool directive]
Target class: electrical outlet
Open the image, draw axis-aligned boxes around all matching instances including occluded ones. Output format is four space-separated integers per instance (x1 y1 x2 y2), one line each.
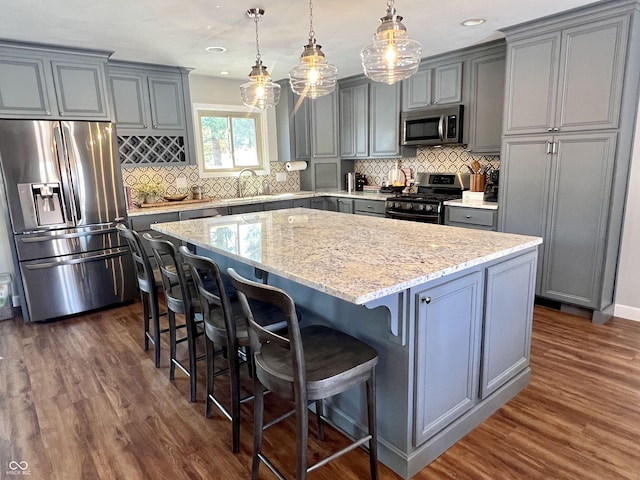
276 172 287 182
176 176 188 189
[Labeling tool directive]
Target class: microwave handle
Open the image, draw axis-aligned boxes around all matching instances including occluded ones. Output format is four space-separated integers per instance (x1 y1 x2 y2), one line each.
438 115 445 142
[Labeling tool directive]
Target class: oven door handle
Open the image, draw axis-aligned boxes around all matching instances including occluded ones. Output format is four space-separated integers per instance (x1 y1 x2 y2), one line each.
386 210 440 222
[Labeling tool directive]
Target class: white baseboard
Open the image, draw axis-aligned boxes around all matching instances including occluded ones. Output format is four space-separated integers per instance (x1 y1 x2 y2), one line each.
614 303 640 322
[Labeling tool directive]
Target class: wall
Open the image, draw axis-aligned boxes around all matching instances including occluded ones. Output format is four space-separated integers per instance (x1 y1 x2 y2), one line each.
121 74 300 201
614 96 640 321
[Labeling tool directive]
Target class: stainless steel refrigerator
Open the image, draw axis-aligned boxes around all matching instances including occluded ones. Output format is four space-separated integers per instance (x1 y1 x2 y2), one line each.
0 120 136 322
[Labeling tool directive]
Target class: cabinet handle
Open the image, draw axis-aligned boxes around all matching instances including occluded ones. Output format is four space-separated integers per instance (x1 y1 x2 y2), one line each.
59 111 64 116
143 124 148 128
432 101 438 105
553 127 559 132
465 215 471 218
546 141 552 155
552 142 557 155
547 127 554 132
46 111 52 116
153 124 158 129
422 297 431 304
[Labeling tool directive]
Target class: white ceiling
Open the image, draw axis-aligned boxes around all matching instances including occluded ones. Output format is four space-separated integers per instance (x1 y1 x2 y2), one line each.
1 0 598 81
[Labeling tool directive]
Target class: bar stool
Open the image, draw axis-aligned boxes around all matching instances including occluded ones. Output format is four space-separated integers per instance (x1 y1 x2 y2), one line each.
116 223 166 368
143 234 204 402
180 246 288 453
228 268 379 480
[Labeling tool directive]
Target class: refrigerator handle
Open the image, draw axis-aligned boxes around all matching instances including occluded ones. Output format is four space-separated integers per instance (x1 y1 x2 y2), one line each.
59 122 82 223
52 124 77 225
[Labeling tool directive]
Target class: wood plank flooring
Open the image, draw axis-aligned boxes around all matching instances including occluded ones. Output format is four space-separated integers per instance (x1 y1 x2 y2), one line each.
1 301 639 479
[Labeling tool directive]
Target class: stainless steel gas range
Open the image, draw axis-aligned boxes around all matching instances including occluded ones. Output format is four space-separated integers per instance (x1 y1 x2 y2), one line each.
385 172 470 224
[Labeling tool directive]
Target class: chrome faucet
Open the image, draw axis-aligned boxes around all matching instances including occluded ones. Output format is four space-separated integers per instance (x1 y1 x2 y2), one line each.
237 168 258 197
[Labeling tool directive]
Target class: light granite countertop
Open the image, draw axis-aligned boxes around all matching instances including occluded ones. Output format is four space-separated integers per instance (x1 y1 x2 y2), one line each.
128 190 390 217
443 199 499 210
151 208 541 305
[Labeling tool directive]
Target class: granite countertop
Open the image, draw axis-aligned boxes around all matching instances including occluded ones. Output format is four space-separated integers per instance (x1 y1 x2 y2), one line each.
151 208 541 305
443 199 499 210
127 190 390 217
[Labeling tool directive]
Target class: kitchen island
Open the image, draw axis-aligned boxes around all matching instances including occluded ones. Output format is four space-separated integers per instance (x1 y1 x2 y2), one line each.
152 208 542 478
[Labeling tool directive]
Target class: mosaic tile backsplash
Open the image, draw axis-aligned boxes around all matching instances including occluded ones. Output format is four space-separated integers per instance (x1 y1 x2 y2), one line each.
122 146 499 202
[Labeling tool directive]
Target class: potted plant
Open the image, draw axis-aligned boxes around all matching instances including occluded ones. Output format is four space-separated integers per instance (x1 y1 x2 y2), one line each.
135 181 164 204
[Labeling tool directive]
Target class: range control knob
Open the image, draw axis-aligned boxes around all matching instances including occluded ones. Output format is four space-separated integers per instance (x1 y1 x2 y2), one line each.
424 205 433 212
406 203 413 210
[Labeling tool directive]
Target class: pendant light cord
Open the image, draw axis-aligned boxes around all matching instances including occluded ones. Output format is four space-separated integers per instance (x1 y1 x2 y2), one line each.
308 0 315 42
254 14 262 62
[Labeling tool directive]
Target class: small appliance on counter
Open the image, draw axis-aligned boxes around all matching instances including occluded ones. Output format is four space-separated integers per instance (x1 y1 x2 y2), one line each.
483 168 499 202
355 174 368 191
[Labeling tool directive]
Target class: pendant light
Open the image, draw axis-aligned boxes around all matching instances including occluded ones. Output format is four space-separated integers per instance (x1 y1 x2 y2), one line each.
361 0 422 85
289 0 337 99
240 8 281 109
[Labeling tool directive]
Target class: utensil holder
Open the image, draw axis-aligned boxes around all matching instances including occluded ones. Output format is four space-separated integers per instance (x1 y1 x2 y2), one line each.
470 174 486 192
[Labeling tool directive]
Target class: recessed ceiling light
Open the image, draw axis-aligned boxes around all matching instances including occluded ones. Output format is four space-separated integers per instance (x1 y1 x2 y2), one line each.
461 18 486 27
219 71 230 75
205 46 227 53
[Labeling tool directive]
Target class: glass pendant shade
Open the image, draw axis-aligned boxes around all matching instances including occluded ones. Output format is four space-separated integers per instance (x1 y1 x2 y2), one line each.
240 8 280 109
240 61 281 109
289 0 337 99
361 1 422 85
289 40 337 99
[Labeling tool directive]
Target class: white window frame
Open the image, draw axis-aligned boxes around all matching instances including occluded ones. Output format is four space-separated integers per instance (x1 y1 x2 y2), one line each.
192 103 271 178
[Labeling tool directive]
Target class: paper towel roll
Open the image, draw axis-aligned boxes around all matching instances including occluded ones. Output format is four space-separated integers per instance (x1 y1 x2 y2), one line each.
285 161 308 171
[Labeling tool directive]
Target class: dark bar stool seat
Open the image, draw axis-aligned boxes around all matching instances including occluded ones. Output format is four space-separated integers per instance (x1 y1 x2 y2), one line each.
228 268 379 480
117 223 167 368
180 246 288 453
144 234 203 402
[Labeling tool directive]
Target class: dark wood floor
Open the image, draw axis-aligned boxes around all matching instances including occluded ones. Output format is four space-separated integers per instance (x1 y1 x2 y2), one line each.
1 300 640 480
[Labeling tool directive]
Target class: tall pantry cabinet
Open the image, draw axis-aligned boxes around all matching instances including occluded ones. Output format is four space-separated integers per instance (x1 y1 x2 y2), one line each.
498 0 640 322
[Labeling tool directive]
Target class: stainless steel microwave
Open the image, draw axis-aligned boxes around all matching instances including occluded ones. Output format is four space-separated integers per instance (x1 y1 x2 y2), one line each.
401 105 464 146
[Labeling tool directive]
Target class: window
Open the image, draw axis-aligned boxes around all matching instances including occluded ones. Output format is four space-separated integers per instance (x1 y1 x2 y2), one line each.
193 103 270 177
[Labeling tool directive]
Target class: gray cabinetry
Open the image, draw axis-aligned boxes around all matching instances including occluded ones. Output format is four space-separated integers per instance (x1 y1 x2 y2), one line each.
0 42 111 120
353 199 385 217
504 15 628 135
339 77 402 158
229 203 263 215
481 251 537 398
500 132 617 308
276 81 346 191
129 212 181 255
445 206 497 231
339 83 369 158
109 63 188 134
402 61 462 110
325 197 353 213
466 49 506 154
413 270 482 445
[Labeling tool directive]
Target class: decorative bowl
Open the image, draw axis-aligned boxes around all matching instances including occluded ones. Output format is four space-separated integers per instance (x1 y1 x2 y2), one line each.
163 194 188 202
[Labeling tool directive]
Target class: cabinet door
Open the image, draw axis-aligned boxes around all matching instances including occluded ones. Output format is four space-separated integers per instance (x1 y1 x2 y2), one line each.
369 82 401 157
414 271 482 445
504 33 561 135
499 136 552 294
481 250 537 398
556 16 628 132
339 83 369 158
110 73 149 129
147 75 185 130
0 55 53 117
293 96 311 160
311 90 339 158
467 53 505 154
433 62 462 105
336 198 353 214
542 133 616 307
401 68 431 110
50 60 110 119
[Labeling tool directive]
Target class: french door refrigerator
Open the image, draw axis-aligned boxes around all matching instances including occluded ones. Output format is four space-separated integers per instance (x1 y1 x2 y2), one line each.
0 120 136 321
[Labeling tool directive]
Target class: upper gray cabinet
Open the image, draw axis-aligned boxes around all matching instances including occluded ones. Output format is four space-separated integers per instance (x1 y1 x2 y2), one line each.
0 42 111 120
109 62 189 134
503 15 629 135
401 61 462 110
339 76 402 158
466 46 506 155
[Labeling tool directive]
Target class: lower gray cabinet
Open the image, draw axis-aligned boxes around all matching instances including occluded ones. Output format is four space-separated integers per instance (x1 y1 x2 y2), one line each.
353 199 385 217
129 212 180 256
445 206 497 231
229 203 263 215
413 270 483 445
481 251 537 398
325 197 353 213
